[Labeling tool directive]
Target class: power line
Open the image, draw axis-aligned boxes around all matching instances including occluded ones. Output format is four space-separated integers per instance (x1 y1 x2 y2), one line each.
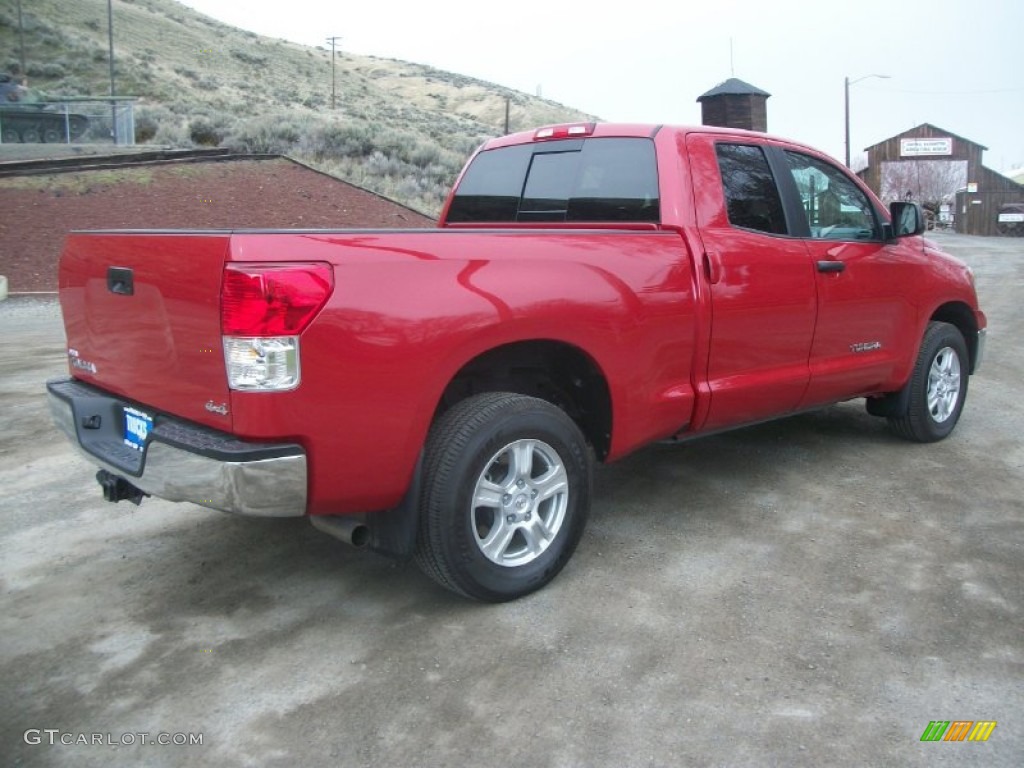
861 85 1024 96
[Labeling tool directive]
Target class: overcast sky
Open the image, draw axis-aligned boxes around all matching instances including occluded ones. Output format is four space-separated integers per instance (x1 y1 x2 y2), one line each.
178 0 1024 173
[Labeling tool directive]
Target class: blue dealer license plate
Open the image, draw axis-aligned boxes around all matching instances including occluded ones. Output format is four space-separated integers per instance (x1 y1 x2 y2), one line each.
123 406 153 452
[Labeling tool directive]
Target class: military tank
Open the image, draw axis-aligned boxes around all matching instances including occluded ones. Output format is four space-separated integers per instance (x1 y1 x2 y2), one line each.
0 74 88 143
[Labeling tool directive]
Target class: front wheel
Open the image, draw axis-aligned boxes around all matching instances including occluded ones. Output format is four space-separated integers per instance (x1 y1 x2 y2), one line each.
888 321 969 442
415 393 592 602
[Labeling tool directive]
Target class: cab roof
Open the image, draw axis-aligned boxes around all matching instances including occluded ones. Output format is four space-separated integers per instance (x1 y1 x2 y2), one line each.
480 122 829 162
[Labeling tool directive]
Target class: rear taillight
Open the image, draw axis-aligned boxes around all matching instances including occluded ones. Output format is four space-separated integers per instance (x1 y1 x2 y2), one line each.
221 263 333 391
222 263 333 336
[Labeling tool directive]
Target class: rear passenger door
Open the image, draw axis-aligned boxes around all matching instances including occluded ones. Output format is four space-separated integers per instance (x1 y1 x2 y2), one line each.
686 135 818 431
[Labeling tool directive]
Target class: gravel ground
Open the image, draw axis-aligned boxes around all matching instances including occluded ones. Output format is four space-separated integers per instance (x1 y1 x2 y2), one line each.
0 232 1021 767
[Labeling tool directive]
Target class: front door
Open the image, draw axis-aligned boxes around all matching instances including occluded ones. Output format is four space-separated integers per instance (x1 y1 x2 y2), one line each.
776 149 919 407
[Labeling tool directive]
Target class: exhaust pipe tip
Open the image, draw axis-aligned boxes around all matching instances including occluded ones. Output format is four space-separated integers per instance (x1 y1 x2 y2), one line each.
310 515 370 548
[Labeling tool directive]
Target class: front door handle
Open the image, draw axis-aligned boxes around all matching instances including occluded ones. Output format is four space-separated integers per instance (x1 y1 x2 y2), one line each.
816 260 845 274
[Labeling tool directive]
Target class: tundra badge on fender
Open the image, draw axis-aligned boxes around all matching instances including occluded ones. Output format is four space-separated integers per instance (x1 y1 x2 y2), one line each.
850 341 882 353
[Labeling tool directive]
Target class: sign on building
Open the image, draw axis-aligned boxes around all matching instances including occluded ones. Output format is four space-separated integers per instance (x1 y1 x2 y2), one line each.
900 138 953 157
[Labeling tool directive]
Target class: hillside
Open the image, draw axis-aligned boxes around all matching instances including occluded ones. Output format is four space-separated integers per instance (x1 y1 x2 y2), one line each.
0 0 596 214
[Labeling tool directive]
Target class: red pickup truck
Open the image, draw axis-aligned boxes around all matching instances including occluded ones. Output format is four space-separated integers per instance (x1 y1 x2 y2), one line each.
47 122 986 601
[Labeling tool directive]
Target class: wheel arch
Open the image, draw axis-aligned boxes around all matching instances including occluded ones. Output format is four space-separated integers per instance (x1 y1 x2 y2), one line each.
434 339 613 461
930 301 980 373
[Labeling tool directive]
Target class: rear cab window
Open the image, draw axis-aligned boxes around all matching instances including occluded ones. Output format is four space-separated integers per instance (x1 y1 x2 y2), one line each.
447 138 660 223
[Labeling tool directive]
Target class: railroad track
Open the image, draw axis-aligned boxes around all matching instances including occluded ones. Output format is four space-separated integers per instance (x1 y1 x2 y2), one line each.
0 147 272 177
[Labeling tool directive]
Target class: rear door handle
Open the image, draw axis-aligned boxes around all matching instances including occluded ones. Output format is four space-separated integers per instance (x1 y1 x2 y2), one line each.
816 260 845 274
703 251 722 285
107 266 134 295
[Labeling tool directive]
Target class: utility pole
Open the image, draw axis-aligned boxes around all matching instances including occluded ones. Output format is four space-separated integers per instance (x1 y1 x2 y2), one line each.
108 0 118 143
844 76 850 167
16 0 26 81
325 36 342 110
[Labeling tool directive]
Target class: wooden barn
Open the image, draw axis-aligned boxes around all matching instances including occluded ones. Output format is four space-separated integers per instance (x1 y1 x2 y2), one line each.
858 123 1024 236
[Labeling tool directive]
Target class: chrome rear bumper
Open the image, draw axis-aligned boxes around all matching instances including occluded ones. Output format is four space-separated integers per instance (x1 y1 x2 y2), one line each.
47 377 307 517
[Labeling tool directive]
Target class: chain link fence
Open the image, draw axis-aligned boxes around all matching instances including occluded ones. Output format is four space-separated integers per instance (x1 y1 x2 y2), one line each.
0 98 135 146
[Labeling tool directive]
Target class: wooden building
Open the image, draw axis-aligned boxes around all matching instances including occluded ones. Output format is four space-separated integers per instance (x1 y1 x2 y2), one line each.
697 78 770 133
858 123 1024 236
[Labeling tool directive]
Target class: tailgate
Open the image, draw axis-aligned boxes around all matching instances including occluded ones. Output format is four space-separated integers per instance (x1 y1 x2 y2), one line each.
59 231 232 430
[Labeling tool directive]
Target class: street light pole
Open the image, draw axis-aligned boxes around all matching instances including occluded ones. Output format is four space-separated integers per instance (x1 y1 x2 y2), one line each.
325 36 342 110
844 73 890 167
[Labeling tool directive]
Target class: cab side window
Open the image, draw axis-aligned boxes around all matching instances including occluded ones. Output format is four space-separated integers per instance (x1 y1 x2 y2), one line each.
783 151 880 240
715 143 788 235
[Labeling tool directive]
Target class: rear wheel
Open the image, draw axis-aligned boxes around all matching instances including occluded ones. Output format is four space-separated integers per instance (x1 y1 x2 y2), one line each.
888 321 969 442
415 392 591 602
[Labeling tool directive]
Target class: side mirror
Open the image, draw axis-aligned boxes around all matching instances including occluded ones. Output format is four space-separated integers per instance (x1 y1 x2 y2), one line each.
889 201 925 238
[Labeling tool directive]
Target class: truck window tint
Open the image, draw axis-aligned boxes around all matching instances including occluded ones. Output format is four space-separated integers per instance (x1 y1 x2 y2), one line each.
783 151 880 241
567 139 659 222
715 144 788 235
447 138 659 223
448 144 534 222
520 150 579 219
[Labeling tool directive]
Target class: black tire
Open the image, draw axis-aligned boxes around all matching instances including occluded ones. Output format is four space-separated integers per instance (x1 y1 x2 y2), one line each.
415 392 592 602
888 321 969 442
